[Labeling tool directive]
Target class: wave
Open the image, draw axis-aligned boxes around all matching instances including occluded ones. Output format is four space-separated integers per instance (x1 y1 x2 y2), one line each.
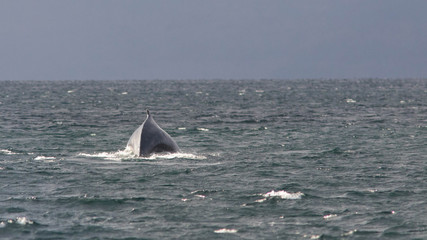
0 149 19 155
214 228 238 234
34 156 56 161
255 190 304 203
0 217 35 228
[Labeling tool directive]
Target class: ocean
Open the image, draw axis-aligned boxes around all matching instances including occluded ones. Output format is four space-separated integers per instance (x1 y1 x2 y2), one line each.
0 79 426 239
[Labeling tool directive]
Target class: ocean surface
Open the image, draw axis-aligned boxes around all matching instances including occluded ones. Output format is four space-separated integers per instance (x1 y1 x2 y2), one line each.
0 79 426 239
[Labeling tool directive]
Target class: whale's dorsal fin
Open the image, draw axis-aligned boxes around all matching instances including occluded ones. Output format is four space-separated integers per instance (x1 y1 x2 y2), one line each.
127 109 179 156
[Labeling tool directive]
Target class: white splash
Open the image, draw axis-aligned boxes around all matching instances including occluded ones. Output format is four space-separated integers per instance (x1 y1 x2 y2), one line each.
256 190 304 203
148 152 207 160
78 148 206 161
16 217 34 225
78 149 133 161
345 98 357 103
0 217 34 227
342 229 357 237
323 214 338 220
214 228 238 234
303 234 321 239
0 149 18 155
34 156 56 161
197 127 209 132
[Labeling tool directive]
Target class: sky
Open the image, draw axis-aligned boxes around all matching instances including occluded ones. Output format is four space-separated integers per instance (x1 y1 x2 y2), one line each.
1 0 426 80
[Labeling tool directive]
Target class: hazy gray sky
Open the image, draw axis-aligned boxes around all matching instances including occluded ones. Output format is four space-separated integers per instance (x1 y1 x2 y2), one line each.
1 0 426 80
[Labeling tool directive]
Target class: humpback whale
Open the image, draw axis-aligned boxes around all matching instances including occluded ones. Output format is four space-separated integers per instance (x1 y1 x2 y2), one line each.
127 110 180 157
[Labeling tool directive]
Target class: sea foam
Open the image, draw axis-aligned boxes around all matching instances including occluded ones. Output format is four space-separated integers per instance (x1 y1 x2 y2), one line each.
34 156 56 161
214 228 238 234
78 148 206 161
0 217 34 227
256 190 304 202
0 149 18 155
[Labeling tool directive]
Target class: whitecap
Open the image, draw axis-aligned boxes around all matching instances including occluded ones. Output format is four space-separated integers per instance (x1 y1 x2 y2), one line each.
214 228 238 234
262 190 304 199
342 229 357 237
1 217 34 226
197 127 209 132
345 98 356 103
323 214 338 220
303 234 321 239
34 156 56 161
256 190 304 202
0 149 18 155
16 217 34 225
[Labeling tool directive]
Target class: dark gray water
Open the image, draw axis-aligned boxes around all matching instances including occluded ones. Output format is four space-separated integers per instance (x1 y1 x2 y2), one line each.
1 79 426 239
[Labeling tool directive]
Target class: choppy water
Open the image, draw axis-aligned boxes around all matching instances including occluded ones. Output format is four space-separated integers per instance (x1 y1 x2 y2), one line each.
0 79 426 239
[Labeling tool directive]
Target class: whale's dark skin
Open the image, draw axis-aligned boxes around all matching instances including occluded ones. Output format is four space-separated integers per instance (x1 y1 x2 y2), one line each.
127 110 180 157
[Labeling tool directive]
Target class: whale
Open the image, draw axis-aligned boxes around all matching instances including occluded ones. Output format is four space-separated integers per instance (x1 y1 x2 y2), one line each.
127 110 180 157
